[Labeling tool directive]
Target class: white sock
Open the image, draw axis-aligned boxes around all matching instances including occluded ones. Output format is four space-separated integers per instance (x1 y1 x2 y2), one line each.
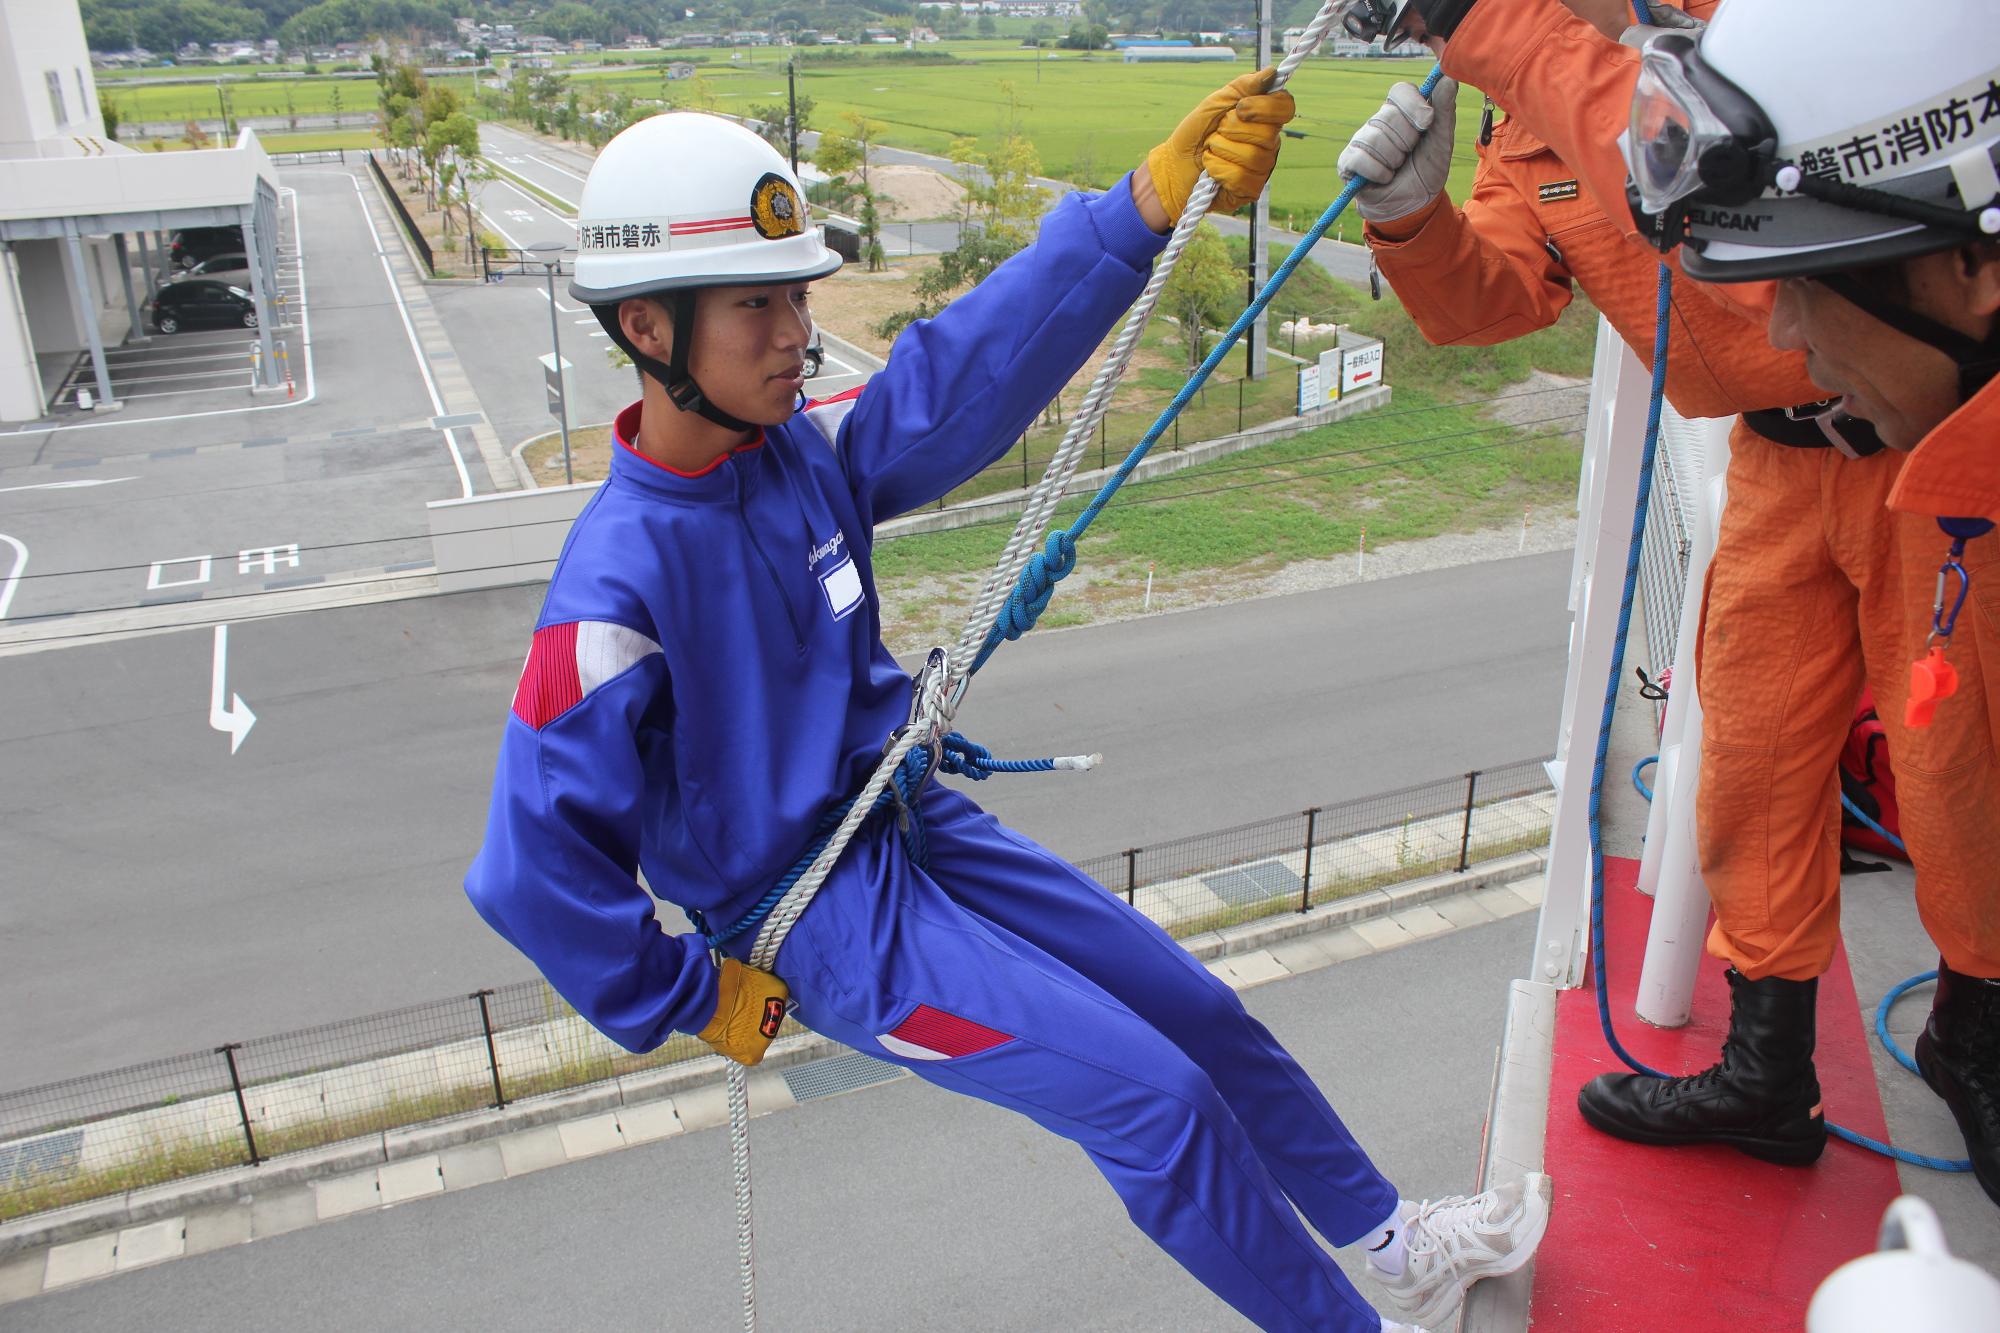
1360 1201 1409 1278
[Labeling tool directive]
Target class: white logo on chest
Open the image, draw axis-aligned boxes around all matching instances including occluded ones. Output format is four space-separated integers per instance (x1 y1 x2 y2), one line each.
810 531 861 620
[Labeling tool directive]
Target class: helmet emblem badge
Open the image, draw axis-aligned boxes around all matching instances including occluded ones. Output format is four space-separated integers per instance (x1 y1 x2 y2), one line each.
750 173 805 240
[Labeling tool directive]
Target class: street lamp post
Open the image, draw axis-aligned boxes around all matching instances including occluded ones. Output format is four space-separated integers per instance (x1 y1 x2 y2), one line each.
530 240 573 485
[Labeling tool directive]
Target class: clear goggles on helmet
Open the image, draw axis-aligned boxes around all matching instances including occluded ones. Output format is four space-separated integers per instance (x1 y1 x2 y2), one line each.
1622 32 1776 217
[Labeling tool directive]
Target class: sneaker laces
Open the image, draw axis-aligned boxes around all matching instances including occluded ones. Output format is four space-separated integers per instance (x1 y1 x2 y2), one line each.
1401 1192 1494 1283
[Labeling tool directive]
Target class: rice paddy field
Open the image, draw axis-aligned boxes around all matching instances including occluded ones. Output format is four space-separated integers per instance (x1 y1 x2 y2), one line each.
104 42 1480 223
573 46 1480 224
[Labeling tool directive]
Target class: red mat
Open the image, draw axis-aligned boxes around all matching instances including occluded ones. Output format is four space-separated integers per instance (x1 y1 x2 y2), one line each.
1530 857 1901 1331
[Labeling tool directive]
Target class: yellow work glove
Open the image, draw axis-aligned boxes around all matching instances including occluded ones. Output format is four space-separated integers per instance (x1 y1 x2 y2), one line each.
1145 68 1297 223
698 958 790 1066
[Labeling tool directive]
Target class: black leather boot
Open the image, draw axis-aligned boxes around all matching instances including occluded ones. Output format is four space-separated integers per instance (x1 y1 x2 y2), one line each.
1914 961 2000 1207
1576 968 1826 1166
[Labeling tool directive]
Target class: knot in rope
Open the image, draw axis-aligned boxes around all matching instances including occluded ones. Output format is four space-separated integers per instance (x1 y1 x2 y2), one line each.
937 732 1062 781
975 531 1078 672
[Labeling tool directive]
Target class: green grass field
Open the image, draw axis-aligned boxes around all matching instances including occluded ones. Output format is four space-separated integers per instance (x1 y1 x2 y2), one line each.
105 42 1475 223
106 74 475 124
569 47 1475 223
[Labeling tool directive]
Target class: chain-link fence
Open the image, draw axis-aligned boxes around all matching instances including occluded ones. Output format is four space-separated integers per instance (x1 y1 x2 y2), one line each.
0 758 1549 1226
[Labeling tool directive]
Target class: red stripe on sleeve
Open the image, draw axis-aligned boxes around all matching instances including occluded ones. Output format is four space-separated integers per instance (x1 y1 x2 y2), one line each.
511 622 583 729
888 1004 1012 1058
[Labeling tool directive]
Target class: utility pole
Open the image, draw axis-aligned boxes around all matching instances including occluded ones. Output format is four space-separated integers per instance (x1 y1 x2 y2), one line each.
531 241 573 485
786 58 799 173
1246 0 1272 379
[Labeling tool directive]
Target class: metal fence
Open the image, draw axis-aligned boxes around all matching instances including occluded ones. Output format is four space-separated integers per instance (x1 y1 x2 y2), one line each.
368 150 434 277
269 149 349 166
0 758 1550 1225
1635 404 1707 724
481 246 575 281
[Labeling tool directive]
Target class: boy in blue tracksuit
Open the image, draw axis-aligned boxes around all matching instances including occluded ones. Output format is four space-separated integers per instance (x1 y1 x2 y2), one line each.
466 98 1547 1332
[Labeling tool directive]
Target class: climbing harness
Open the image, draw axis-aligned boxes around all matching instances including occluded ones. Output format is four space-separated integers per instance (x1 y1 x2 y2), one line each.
714 6 1417 1325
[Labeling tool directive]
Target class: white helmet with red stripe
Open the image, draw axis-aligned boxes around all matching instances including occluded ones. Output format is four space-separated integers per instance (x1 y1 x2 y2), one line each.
568 111 841 305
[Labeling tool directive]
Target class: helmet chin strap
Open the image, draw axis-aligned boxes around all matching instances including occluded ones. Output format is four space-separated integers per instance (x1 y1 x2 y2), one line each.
592 292 758 436
1813 270 2000 405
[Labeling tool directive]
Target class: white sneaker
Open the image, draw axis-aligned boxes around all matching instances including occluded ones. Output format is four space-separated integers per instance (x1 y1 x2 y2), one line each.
1372 1172 1553 1328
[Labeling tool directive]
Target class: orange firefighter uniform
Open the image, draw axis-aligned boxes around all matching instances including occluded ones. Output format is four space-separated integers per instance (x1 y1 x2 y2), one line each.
1365 0 2000 979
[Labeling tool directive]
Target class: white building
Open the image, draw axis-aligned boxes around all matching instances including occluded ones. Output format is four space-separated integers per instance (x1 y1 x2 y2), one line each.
0 0 282 422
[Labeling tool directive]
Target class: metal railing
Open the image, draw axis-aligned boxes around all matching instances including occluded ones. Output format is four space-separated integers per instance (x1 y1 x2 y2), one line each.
368 150 434 277
270 149 348 165
0 757 1550 1225
482 246 575 281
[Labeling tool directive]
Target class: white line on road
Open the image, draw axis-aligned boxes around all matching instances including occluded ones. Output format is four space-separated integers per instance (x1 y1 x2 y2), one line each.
537 289 586 315
487 129 589 186
345 173 472 499
0 534 24 619
0 477 136 495
476 196 531 251
491 178 577 232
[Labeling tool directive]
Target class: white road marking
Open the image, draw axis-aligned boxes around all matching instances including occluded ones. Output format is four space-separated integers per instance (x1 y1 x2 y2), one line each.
0 477 136 495
487 130 589 187
148 555 212 590
490 178 577 233
102 381 253 402
346 174 472 499
535 288 585 315
209 623 257 755
0 534 24 619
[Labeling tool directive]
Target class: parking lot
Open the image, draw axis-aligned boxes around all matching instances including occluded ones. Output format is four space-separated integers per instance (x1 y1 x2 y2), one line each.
35 190 306 426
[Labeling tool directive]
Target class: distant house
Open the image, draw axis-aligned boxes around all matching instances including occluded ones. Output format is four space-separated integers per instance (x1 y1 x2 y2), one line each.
912 25 940 41
666 61 697 79
1122 44 1236 62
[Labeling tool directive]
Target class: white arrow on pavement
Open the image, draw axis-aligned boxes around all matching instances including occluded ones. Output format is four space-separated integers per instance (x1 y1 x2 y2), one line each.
209 623 256 755
0 476 137 495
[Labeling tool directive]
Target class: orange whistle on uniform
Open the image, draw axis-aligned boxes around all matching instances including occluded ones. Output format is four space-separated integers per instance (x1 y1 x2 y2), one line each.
1906 646 1960 729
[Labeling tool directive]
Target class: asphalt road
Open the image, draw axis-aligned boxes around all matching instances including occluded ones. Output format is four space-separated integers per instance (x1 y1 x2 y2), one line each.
0 550 1567 1088
8 912 1537 1332
477 120 1378 285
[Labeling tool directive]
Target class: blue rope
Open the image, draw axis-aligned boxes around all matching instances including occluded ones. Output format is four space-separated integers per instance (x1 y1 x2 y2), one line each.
969 66 1449 675
1632 754 1657 802
1584 255 1675 1083
1841 790 1906 853
1843 972 1974 1171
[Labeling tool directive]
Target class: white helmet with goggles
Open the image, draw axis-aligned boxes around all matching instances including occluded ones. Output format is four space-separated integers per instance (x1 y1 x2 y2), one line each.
1622 4 2000 281
571 112 842 431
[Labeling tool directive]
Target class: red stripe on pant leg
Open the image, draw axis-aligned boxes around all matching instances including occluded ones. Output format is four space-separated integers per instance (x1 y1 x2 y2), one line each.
512 622 583 729
889 1004 1012 1057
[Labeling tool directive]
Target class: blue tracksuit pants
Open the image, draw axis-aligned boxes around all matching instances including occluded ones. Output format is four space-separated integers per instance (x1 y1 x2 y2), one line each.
758 783 1399 1331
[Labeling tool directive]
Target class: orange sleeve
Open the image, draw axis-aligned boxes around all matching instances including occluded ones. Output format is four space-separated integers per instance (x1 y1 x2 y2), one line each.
1441 0 1647 250
1366 163 1573 346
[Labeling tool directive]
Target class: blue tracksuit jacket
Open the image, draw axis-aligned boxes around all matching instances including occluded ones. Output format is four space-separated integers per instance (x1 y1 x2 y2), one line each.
466 178 1169 1051
466 178 1401 1332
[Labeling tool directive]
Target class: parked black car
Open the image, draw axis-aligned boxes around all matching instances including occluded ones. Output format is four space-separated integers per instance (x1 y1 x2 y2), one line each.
175 252 249 280
169 226 244 270
149 280 257 334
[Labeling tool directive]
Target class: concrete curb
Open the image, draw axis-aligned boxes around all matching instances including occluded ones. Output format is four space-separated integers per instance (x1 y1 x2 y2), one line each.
0 849 1544 1274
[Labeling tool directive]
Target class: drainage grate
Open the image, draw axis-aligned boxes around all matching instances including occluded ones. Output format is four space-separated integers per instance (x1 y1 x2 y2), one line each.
0 1128 84 1187
782 1051 908 1103
1202 859 1301 907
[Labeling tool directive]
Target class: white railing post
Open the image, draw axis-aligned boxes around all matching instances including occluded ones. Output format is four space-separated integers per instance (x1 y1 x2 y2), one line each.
1634 417 1732 1026
1535 318 1651 989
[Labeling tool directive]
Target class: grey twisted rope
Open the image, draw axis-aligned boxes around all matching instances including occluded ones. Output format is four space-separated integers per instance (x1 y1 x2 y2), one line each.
724 10 1344 1327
